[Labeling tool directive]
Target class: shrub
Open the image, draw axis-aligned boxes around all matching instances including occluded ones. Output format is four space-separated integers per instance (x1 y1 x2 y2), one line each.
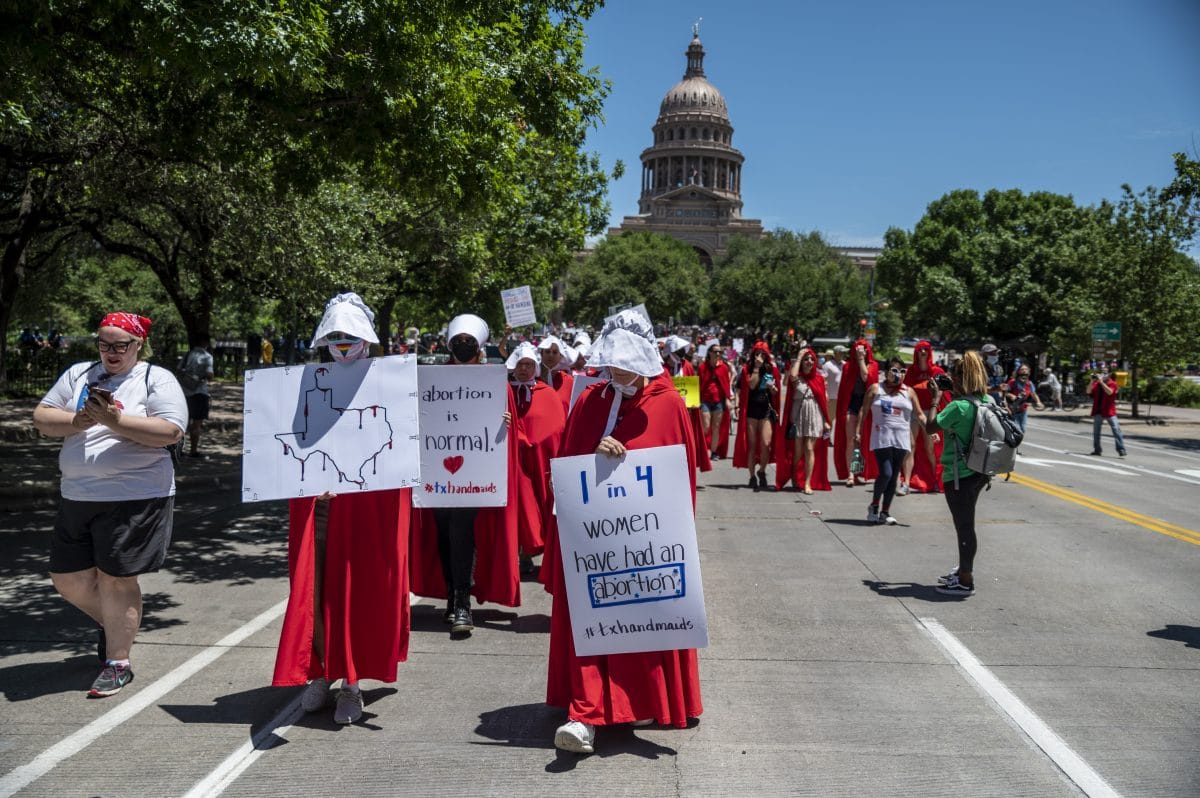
1144 377 1200 408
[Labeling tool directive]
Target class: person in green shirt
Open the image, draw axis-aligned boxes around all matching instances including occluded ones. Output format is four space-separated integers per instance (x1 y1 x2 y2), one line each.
924 350 992 597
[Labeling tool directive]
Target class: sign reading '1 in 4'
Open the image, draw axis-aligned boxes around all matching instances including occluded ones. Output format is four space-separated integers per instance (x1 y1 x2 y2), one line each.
551 444 709 657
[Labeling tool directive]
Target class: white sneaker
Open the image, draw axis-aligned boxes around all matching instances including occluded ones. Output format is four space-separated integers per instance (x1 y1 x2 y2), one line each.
300 678 330 713
333 687 363 724
937 566 959 585
896 484 909 496
881 511 897 525
554 720 596 753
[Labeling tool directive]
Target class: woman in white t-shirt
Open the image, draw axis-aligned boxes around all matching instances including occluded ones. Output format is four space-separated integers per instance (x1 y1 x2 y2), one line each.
33 313 187 698
856 357 925 526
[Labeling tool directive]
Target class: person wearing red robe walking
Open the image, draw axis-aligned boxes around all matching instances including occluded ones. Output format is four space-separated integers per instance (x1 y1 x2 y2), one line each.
833 338 880 487
697 344 734 460
664 335 712 473
507 342 565 576
545 310 703 754
901 341 948 493
537 335 575 416
272 293 411 725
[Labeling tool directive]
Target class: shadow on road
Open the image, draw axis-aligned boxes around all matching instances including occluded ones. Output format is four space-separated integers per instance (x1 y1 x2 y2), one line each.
1147 624 1200 650
862 579 963 603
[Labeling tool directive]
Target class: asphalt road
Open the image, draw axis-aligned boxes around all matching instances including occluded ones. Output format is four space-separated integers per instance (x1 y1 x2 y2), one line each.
1 418 1198 797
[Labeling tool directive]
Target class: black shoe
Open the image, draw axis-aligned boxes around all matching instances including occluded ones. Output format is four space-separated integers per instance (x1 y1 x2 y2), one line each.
450 605 474 635
1088 450 1102 456
1118 450 1127 457
443 601 455 624
757 471 768 490
96 628 106 664
750 474 759 491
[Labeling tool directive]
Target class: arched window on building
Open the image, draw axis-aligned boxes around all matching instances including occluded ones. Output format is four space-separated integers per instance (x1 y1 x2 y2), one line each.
667 129 674 141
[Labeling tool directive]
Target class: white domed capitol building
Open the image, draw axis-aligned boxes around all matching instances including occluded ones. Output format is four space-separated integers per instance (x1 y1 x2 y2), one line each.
610 30 764 266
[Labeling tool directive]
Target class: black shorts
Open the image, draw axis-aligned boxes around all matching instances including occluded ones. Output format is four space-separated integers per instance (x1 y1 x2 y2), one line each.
50 497 175 576
185 393 210 422
847 390 865 415
746 399 771 421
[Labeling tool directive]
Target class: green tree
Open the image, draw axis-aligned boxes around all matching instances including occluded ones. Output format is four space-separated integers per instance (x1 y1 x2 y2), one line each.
710 230 868 341
565 232 707 326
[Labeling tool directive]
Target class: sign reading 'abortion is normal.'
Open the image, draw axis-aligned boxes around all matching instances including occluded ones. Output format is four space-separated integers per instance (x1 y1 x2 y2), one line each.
414 364 509 508
550 444 709 656
241 355 420 502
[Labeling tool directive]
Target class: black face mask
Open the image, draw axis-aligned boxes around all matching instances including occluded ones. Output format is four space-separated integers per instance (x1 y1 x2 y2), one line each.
450 339 480 363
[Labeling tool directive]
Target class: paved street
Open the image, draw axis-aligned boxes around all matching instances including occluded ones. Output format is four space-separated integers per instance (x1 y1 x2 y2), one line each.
1 393 1199 797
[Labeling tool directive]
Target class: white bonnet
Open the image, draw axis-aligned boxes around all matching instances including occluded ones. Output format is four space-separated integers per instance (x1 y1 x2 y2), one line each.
588 309 663 377
312 292 379 346
447 313 489 345
505 342 539 370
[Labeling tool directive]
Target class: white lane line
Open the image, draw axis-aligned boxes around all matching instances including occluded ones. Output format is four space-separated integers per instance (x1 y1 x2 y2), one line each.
1017 456 1138 476
1020 442 1200 485
917 617 1121 798
0 599 288 798
1025 421 1200 464
182 695 304 798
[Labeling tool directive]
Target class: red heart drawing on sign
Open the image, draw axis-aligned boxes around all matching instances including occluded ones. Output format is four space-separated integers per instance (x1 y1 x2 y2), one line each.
443 455 464 475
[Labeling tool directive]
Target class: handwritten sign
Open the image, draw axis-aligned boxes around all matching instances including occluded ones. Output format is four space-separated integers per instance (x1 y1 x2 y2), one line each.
414 364 509 508
241 356 420 502
672 375 700 408
500 285 537 327
551 445 708 656
568 374 606 414
603 303 651 328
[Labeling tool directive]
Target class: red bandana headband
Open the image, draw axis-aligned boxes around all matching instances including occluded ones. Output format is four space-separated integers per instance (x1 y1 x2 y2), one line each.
99 312 152 339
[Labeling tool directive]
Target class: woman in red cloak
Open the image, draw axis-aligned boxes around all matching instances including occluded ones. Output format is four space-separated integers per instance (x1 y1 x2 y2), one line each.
409 314 521 636
774 347 832 492
833 338 879 486
698 344 734 461
507 342 566 573
665 336 712 473
901 341 948 493
537 336 575 415
733 341 781 491
545 310 702 755
272 293 410 726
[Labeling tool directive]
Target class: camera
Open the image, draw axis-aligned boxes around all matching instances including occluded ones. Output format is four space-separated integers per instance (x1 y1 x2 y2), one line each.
932 373 953 392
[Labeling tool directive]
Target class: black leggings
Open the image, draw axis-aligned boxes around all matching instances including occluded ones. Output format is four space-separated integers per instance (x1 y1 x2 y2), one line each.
433 507 479 594
944 473 987 574
871 446 907 508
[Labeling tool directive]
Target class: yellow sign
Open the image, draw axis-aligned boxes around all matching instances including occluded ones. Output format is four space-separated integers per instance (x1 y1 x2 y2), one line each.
1114 370 1130 388
672 375 700 408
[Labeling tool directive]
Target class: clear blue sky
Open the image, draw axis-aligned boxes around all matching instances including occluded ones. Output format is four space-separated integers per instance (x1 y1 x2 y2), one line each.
581 0 1200 248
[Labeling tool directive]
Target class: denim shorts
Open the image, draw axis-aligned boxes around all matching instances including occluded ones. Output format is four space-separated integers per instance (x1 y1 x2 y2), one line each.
700 401 725 412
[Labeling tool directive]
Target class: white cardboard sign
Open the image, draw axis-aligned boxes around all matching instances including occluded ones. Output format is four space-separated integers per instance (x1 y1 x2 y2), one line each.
241 356 421 502
500 285 537 327
414 364 510 507
567 374 606 414
550 444 709 656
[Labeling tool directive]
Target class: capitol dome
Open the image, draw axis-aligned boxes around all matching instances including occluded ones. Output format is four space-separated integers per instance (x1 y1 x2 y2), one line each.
660 76 728 117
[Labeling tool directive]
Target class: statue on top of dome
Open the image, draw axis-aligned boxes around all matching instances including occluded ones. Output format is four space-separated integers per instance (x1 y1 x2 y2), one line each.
693 17 702 38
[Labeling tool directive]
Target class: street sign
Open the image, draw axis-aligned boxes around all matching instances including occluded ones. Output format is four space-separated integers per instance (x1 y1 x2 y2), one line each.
1091 321 1121 341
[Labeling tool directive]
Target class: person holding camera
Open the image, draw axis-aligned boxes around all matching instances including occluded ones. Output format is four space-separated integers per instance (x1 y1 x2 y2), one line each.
857 357 925 525
1004 364 1044 436
1086 368 1126 457
33 313 187 695
924 351 992 597
733 341 780 491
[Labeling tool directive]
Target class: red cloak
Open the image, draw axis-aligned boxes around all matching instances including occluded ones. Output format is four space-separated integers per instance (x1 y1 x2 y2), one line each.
273 488 412 686
698 358 733 458
733 345 782 470
833 338 880 481
542 373 703 728
548 369 574 417
678 359 712 473
902 340 948 492
409 390 522 607
512 381 566 555
773 348 832 491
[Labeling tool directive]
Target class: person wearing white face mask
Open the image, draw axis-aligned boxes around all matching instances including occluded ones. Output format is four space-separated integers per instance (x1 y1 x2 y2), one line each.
981 343 1005 405
544 310 703 755
272 293 413 726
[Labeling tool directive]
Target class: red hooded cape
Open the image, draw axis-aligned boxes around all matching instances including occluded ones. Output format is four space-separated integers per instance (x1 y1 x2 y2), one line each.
409 390 522 607
902 340 948 492
698 357 733 458
541 373 703 728
679 359 713 473
512 380 566 555
273 488 412 686
774 348 833 491
733 343 782 470
548 369 574 417
833 339 880 481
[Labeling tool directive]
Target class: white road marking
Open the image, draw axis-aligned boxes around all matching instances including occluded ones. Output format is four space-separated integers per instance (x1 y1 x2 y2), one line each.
1025 420 1200 464
1020 442 1200 485
917 617 1121 798
1178 469 1200 480
1018 456 1138 476
0 599 288 798
182 695 305 798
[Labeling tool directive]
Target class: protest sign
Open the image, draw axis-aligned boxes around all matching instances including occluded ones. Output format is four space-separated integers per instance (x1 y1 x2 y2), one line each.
672 375 700 408
414 365 509 507
568 374 606 413
731 338 744 357
242 356 420 502
603 303 651 328
500 285 537 327
551 444 709 656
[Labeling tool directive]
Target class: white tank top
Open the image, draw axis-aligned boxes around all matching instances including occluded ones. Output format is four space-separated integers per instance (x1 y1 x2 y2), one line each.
870 387 913 451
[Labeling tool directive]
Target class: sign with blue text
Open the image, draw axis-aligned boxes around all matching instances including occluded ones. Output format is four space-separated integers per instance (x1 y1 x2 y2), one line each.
241 356 420 502
551 444 709 656
500 285 537 327
414 364 510 508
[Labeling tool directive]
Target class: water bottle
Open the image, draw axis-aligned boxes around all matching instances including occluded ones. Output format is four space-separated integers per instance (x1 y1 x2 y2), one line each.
850 446 863 474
